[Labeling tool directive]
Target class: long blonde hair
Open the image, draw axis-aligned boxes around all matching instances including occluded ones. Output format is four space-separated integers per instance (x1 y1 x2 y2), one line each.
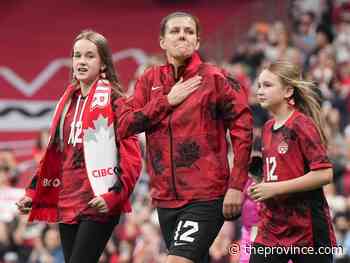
267 61 327 145
70 29 124 98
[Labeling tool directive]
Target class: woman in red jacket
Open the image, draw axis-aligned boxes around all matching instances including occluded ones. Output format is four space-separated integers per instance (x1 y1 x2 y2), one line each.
16 30 142 263
116 12 253 263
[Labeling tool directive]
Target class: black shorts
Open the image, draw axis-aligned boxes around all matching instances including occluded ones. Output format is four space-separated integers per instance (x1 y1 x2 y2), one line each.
249 243 333 263
157 198 225 263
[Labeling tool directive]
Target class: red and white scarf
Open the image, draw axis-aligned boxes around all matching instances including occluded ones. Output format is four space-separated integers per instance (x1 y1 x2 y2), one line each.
29 79 119 222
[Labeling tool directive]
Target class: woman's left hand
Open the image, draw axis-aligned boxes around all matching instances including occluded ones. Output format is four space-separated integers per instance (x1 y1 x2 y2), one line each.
248 182 280 202
88 196 109 213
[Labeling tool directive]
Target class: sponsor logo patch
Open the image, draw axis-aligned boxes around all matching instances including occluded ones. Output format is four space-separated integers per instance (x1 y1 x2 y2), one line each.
92 166 118 178
42 178 61 188
151 86 162 91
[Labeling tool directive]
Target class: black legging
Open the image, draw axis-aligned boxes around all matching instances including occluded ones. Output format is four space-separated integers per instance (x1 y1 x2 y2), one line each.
58 218 119 263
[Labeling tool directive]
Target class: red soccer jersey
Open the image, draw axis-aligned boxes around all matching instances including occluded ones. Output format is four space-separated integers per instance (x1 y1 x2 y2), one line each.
58 89 141 223
58 89 93 223
254 110 336 248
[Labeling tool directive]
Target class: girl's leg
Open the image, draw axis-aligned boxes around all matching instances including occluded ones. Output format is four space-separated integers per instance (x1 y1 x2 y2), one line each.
58 223 79 263
68 217 119 263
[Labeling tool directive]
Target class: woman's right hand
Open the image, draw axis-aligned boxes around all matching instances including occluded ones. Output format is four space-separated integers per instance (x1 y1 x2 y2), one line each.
167 75 202 106
16 196 32 214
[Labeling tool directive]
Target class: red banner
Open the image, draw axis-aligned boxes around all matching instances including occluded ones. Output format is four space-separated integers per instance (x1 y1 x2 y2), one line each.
0 0 250 160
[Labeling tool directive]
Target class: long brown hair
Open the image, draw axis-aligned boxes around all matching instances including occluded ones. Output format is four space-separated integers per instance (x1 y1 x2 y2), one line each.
71 29 124 97
267 61 328 145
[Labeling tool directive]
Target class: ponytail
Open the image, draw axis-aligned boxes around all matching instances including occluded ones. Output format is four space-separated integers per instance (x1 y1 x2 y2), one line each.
291 79 327 145
267 61 328 145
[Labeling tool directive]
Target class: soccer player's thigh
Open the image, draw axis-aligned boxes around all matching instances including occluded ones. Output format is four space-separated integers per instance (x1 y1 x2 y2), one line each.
168 199 225 262
157 207 180 249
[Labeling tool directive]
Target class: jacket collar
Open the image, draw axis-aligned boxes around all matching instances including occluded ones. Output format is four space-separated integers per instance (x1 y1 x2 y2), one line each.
165 52 202 81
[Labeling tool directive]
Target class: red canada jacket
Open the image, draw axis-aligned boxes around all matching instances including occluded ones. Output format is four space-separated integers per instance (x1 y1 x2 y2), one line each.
117 52 253 202
26 89 142 222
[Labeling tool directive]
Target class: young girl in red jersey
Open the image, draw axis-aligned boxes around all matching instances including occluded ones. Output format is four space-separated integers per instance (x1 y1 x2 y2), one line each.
249 61 336 263
16 30 142 263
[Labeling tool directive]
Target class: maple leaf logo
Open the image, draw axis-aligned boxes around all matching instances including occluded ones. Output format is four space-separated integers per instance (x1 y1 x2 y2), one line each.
84 115 114 143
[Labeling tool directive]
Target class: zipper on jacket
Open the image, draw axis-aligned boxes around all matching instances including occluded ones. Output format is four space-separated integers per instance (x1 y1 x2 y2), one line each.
168 113 179 199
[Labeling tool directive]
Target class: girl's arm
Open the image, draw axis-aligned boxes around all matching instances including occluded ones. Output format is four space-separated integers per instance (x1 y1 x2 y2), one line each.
101 135 142 213
250 114 333 202
249 168 333 201
16 160 42 213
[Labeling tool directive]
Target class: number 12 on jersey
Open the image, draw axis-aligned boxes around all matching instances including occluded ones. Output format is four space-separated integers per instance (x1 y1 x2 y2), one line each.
266 157 278 181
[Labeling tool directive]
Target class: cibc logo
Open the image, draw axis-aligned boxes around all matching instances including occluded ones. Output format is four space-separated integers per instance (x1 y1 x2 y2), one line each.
42 178 61 188
92 167 118 178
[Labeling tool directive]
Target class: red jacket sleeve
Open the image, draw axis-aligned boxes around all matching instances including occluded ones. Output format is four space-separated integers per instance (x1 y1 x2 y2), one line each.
216 75 253 190
115 70 173 139
101 135 142 213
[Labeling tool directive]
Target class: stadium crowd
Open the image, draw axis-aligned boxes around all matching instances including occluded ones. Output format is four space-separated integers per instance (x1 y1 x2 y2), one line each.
1 0 350 262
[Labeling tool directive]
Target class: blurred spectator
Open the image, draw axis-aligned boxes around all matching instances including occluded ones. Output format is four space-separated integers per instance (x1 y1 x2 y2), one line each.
292 11 317 56
333 212 350 261
230 22 269 78
133 221 165 263
324 183 347 215
333 16 350 64
0 222 17 262
28 225 64 263
336 134 350 197
3 251 19 263
126 55 164 97
41 227 64 263
333 0 350 25
264 21 293 62
101 238 119 263
306 23 334 69
221 62 252 96
0 149 19 186
4 2 350 262
310 47 336 99
282 47 304 67
14 129 50 188
32 129 49 164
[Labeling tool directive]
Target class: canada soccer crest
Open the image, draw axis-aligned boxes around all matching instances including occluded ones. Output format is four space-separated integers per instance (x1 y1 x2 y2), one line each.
278 141 288 154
